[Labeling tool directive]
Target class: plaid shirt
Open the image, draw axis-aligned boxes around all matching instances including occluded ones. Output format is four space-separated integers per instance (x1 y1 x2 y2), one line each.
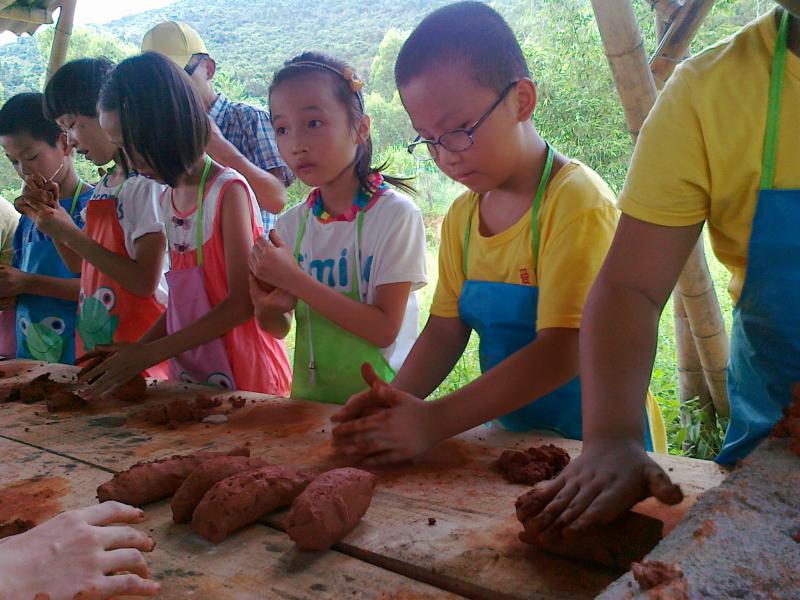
208 93 292 231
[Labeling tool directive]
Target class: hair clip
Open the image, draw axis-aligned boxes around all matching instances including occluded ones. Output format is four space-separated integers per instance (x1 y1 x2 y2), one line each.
342 67 364 93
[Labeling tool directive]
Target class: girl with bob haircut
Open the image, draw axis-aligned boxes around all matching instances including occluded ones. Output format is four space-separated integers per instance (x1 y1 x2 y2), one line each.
250 52 427 404
80 52 291 397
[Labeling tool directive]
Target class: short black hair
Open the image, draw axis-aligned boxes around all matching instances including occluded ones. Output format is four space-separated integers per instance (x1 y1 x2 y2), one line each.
395 1 529 94
0 92 62 146
44 57 115 121
98 52 209 188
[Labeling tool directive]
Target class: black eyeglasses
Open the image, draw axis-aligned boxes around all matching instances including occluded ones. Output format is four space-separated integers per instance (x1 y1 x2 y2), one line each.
184 54 208 76
407 80 519 161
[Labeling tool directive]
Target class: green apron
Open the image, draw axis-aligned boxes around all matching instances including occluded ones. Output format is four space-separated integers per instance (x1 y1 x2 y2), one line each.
291 205 395 404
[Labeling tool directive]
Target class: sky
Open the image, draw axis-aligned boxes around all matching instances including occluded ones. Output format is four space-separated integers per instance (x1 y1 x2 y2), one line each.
1 0 176 45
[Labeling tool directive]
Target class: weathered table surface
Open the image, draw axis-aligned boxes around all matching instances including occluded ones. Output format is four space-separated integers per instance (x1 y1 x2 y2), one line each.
0 361 728 599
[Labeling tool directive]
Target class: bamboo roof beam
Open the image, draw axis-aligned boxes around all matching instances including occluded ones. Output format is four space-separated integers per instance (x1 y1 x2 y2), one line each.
46 0 77 83
651 0 716 87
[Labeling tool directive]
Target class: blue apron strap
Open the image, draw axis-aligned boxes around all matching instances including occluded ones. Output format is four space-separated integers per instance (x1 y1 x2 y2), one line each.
760 10 790 190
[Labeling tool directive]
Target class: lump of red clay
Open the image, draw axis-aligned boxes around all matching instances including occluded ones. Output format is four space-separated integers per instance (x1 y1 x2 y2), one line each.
495 444 570 485
632 560 689 598
228 396 247 409
192 465 311 544
114 373 147 402
143 395 222 427
0 518 35 539
771 385 800 457
96 447 249 506
5 373 64 404
171 456 270 523
286 467 377 551
46 390 86 412
515 487 664 569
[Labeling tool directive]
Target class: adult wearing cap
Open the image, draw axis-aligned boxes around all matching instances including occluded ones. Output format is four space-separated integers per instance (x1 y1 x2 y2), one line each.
142 21 291 229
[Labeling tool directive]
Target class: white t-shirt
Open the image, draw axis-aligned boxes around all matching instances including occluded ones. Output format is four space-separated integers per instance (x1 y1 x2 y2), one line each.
82 174 169 305
276 188 427 371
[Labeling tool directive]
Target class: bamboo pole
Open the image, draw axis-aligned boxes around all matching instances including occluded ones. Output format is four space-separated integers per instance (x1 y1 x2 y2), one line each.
590 0 657 138
644 0 685 24
46 0 77 84
674 237 730 416
592 0 730 420
651 0 716 87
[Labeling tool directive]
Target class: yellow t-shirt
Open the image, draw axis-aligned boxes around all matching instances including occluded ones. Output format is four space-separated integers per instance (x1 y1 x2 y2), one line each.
0 197 19 267
431 160 618 330
618 9 800 303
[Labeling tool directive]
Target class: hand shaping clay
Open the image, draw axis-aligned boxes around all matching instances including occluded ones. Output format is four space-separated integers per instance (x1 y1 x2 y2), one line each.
96 447 250 506
494 444 570 485
516 487 664 569
632 560 689 599
286 467 377 551
192 465 311 543
171 456 269 523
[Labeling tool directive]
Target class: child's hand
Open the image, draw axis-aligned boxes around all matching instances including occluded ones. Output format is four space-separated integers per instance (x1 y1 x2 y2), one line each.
518 439 684 542
330 363 439 466
0 296 15 310
0 265 29 297
24 196 80 240
79 343 154 400
0 501 160 600
249 231 304 293
249 274 296 314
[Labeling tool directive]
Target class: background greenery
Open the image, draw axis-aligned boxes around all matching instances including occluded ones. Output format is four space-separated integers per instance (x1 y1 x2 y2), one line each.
0 0 765 456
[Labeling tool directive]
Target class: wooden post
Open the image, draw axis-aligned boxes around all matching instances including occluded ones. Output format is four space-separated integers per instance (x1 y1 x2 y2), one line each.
46 0 77 83
651 0 716 87
645 0 684 24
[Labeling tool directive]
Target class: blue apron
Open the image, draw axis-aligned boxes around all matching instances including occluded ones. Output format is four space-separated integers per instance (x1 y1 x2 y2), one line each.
717 11 800 464
15 183 84 364
458 145 653 448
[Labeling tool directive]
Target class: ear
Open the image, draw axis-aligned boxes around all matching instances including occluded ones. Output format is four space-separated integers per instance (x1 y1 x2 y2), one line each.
514 78 537 122
205 58 217 81
57 131 71 156
355 113 371 145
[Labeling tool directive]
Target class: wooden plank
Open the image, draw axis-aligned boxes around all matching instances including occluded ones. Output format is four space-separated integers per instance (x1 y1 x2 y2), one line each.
0 361 728 599
0 437 462 599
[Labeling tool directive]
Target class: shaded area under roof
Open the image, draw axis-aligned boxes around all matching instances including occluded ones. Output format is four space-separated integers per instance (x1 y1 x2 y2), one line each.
0 0 60 36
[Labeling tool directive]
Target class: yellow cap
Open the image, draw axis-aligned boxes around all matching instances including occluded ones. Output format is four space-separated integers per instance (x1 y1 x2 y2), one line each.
141 21 208 69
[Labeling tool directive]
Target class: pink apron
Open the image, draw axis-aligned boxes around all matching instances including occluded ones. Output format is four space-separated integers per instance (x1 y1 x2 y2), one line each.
166 157 236 390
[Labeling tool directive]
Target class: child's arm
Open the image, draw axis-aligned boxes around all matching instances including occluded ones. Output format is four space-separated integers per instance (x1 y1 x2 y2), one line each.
0 265 79 301
250 231 410 348
22 191 166 298
522 216 701 540
80 183 256 398
249 274 294 339
330 325 578 465
207 120 287 215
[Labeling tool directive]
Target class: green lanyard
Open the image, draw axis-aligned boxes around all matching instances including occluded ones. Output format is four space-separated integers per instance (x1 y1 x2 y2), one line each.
67 179 83 217
462 143 554 279
195 156 213 267
761 10 790 190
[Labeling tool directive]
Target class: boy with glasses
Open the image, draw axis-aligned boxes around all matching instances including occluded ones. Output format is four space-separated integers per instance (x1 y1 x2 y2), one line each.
142 21 291 230
331 2 665 465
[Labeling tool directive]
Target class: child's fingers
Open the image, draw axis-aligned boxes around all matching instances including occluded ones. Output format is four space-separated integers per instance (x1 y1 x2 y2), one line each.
81 502 145 527
98 573 161 598
330 389 376 422
268 229 287 248
75 349 110 365
98 525 155 552
526 477 573 534
360 362 386 390
645 466 683 505
331 412 388 440
541 480 606 538
102 548 150 578
25 173 45 190
563 486 632 535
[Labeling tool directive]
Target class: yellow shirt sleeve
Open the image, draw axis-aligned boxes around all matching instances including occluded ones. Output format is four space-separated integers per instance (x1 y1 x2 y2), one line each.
0 198 19 267
537 169 618 330
430 192 472 318
617 66 711 227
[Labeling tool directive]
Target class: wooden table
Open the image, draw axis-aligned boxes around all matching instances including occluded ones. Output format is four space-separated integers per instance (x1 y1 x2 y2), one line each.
0 361 728 599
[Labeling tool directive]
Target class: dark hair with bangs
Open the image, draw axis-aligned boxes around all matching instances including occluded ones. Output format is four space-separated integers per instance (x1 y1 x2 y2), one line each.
98 52 209 187
394 2 529 94
0 92 62 146
43 57 114 120
269 52 415 196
